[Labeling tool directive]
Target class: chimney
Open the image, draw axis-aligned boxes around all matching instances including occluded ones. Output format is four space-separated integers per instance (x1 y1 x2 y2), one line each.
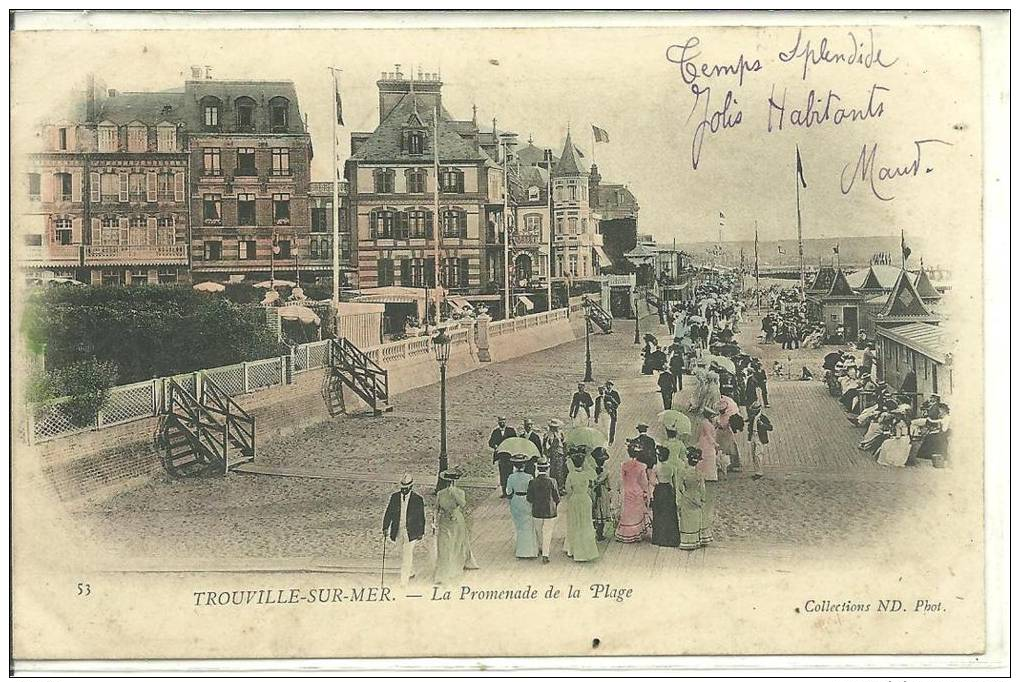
85 73 96 122
190 66 203 79
205 65 213 80
377 65 442 124
107 89 117 98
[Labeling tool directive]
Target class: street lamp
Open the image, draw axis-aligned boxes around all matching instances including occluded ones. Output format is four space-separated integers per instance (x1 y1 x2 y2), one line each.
633 287 640 345
582 297 594 383
432 327 452 490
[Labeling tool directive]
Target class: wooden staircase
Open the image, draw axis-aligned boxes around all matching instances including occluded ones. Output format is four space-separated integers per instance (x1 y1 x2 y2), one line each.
157 376 256 478
324 338 392 416
586 299 613 334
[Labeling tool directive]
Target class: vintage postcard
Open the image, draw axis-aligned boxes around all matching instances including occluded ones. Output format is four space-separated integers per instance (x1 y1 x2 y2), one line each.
8 10 1008 672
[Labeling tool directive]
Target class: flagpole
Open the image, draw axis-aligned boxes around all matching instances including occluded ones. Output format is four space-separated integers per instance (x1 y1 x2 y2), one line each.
900 229 906 270
545 148 553 311
754 221 760 315
433 105 442 325
796 149 805 301
502 136 511 319
329 67 342 330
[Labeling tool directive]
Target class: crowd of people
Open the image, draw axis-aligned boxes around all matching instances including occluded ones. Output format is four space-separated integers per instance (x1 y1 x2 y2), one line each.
822 349 952 467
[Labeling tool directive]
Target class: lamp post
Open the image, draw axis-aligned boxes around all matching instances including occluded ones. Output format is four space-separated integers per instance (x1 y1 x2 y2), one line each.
633 286 640 345
582 297 594 383
431 327 452 490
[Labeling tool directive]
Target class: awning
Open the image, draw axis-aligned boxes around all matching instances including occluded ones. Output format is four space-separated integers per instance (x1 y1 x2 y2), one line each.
447 296 474 312
593 245 612 264
278 305 321 325
516 294 535 311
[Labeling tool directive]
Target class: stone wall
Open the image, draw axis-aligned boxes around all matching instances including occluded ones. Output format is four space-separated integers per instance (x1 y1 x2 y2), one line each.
26 309 586 505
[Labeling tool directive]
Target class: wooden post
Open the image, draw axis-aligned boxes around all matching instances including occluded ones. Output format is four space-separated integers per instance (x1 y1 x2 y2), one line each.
242 362 250 393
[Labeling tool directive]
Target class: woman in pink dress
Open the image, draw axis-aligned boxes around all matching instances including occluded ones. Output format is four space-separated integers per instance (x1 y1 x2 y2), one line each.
694 407 720 546
614 441 652 543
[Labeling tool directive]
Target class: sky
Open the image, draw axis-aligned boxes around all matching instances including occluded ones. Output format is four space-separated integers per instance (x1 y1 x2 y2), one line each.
11 21 981 268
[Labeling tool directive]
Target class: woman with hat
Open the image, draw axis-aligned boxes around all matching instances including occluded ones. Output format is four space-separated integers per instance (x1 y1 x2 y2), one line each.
544 418 568 495
505 454 540 559
641 334 659 375
434 466 472 584
563 448 599 562
615 440 652 544
694 406 720 546
677 447 705 550
650 445 681 548
590 447 613 542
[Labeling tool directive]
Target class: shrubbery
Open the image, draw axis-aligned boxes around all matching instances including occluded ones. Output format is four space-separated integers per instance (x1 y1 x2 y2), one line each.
22 285 287 390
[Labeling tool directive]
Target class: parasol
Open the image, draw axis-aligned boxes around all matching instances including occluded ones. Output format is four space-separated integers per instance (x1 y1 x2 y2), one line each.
717 395 739 419
193 281 225 293
706 354 737 375
496 437 541 459
563 426 608 454
278 305 321 326
658 409 692 436
253 279 297 289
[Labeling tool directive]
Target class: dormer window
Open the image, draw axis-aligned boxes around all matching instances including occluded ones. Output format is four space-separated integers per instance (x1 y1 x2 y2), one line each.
98 123 118 152
407 131 424 155
235 96 255 132
528 186 540 202
127 123 147 153
201 96 222 130
156 123 177 152
269 96 289 132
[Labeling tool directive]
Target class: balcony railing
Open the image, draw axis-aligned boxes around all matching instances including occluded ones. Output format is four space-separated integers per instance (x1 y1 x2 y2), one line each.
20 244 82 264
84 244 189 264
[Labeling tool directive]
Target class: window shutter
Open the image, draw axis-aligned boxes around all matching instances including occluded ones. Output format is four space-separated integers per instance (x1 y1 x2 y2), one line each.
67 126 77 152
91 218 101 244
47 126 58 151
71 217 82 244
401 258 411 286
146 171 157 202
90 172 100 202
174 171 185 202
119 172 129 202
41 173 54 203
118 217 129 245
71 171 82 203
147 217 158 245
48 218 56 243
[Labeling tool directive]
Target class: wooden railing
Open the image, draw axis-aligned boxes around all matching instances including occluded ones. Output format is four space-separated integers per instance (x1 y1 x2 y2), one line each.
166 378 228 473
200 373 256 461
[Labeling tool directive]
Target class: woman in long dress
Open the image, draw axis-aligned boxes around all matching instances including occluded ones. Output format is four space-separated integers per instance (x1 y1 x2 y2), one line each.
677 446 705 550
590 448 613 542
650 445 681 547
715 396 741 473
434 467 471 584
615 442 652 543
694 408 720 546
563 452 599 562
505 455 539 558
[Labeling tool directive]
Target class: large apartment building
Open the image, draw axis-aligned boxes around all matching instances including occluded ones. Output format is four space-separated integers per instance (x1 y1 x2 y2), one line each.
19 83 191 285
346 67 507 294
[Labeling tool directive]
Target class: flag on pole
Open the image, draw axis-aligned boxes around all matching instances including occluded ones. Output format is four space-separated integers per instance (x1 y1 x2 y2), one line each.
592 125 610 143
754 227 759 278
488 58 501 66
796 145 808 188
334 72 345 126
901 231 911 262
574 145 585 158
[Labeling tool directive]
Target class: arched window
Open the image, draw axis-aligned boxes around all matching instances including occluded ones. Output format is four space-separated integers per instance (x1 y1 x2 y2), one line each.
405 168 427 194
371 207 397 239
442 207 467 239
269 96 289 132
234 96 256 132
440 168 464 193
201 96 222 130
373 168 395 194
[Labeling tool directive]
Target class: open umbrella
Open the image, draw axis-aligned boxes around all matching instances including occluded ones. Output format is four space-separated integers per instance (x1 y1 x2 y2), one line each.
253 279 297 289
193 281 225 293
706 354 736 375
496 436 540 459
278 305 321 326
717 395 739 419
658 409 692 436
563 426 608 454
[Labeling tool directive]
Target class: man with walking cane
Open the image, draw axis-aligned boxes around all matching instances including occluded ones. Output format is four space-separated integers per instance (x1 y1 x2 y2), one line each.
382 473 426 587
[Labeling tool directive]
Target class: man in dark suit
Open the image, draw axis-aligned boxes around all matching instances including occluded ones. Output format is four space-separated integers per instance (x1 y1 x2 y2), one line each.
603 381 622 445
526 459 560 563
382 473 426 587
488 417 517 498
569 383 594 425
520 418 543 475
657 369 676 410
632 422 657 469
